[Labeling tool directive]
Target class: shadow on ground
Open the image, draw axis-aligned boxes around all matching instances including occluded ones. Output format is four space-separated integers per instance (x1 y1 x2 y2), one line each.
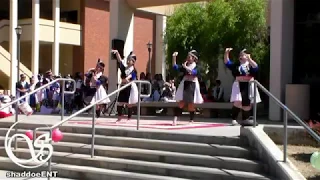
307 175 320 180
292 153 313 163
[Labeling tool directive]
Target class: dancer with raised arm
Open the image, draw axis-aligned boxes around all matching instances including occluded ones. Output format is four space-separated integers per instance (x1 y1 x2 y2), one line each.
111 50 139 123
87 59 110 118
224 48 261 126
172 50 203 125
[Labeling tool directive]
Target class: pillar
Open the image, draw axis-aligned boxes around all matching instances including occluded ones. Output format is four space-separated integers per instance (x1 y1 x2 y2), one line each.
109 0 134 101
155 15 167 78
269 0 294 121
52 0 60 75
32 0 40 74
9 0 18 96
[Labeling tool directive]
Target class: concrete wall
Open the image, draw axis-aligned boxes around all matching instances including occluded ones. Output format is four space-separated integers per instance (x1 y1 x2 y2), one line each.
269 0 294 121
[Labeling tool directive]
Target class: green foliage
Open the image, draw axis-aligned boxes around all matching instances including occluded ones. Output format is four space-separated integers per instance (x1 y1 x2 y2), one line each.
165 0 269 80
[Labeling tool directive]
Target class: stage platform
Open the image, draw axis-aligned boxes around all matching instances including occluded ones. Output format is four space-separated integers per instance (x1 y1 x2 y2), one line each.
0 114 298 137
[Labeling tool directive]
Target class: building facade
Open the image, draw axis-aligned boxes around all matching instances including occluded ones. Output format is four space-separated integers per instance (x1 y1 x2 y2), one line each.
0 0 175 96
3 0 314 121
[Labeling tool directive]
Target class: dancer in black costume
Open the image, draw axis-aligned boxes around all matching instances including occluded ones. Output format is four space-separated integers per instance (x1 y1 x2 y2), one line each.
172 50 204 125
224 48 261 126
111 50 139 123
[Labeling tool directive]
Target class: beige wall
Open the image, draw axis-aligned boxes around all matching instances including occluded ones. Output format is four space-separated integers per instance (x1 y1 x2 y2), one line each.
1 41 73 76
38 43 74 75
59 44 73 76
0 19 81 46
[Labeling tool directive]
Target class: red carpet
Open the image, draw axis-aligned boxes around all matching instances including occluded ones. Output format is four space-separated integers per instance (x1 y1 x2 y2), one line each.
68 120 226 130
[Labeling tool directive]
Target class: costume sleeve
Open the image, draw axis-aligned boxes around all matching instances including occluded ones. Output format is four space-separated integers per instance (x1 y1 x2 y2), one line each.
250 64 259 72
173 64 188 74
225 59 235 70
119 61 126 71
173 64 181 71
191 67 198 76
131 70 137 80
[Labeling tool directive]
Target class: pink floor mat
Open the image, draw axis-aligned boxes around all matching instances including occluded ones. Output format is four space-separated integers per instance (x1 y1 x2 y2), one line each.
68 119 226 130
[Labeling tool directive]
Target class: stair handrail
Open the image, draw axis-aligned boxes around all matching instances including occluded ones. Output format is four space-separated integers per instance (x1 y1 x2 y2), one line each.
32 80 151 176
0 78 76 116
251 80 320 163
30 80 151 180
2 78 76 152
34 80 151 132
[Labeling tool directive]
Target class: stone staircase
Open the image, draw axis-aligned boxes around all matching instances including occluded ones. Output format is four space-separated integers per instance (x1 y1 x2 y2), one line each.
0 122 277 180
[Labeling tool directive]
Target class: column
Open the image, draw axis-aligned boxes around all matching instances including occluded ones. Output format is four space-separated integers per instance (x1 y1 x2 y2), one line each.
155 15 167 78
269 0 294 121
32 0 40 74
9 0 18 96
109 0 134 101
52 0 60 75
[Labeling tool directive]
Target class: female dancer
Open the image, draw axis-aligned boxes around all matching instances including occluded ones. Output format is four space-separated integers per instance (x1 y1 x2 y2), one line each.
111 50 139 123
172 50 203 125
89 59 110 118
224 48 261 126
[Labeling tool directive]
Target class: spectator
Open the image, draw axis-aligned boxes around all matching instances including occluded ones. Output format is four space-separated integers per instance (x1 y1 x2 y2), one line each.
213 80 224 102
161 78 176 102
139 72 149 95
0 95 15 118
74 72 83 110
27 76 38 111
16 74 30 103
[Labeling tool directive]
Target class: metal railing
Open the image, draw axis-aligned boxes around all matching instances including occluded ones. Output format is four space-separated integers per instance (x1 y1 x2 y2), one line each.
0 78 76 150
251 80 320 162
32 80 151 178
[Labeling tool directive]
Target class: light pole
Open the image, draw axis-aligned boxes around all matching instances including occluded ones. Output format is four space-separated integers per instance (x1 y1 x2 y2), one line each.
14 26 22 150
147 41 152 74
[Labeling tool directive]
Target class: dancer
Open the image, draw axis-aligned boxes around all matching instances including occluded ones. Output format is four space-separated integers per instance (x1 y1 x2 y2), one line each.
172 50 203 125
224 48 261 126
88 59 110 118
111 50 139 122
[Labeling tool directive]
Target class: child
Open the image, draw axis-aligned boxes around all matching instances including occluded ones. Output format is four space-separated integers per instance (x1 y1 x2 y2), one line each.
0 95 15 118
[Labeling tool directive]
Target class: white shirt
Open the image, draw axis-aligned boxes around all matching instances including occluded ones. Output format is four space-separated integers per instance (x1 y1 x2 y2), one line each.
0 103 15 114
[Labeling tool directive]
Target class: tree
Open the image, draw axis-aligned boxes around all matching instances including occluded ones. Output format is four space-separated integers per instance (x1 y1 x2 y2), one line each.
165 0 269 81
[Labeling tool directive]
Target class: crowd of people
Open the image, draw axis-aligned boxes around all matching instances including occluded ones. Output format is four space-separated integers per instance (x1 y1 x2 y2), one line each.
0 48 261 126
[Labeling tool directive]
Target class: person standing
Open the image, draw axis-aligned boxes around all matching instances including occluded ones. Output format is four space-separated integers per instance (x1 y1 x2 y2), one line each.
172 50 204 125
89 59 110 118
111 50 139 123
224 48 261 126
16 74 30 103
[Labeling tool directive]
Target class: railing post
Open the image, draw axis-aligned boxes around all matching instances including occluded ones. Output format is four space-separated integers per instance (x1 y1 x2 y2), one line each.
61 81 65 120
14 100 18 150
137 82 142 130
283 111 288 162
253 81 257 127
91 105 96 158
47 129 52 180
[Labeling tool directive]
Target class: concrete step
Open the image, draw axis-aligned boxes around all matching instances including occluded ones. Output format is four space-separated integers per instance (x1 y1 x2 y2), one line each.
0 137 259 172
0 122 248 146
0 136 253 160
0 150 274 180
0 128 254 159
0 143 264 173
0 157 192 180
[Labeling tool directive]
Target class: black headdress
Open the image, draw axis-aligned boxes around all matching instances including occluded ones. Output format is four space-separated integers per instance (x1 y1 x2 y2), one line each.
189 50 199 60
97 58 105 68
127 51 137 62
